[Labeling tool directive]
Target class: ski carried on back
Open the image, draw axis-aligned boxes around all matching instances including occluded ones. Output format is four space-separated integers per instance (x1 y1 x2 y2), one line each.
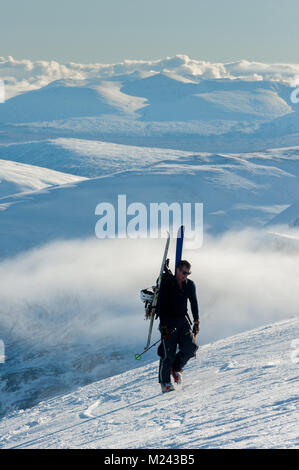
175 225 185 271
140 232 170 351
138 225 185 358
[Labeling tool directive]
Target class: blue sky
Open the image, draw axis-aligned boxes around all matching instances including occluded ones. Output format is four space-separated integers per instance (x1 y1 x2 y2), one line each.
1 0 298 63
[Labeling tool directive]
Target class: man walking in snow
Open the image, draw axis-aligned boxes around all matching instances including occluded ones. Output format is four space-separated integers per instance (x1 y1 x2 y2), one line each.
157 260 199 393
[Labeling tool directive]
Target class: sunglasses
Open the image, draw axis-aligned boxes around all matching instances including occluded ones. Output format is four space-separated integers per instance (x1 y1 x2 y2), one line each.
182 270 191 276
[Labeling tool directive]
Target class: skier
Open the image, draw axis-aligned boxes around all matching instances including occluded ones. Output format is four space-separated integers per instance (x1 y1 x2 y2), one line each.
157 260 200 393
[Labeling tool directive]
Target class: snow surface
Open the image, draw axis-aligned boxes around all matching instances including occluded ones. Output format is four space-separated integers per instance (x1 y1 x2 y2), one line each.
0 158 86 198
1 56 299 154
0 55 299 447
1 141 299 257
1 231 299 421
0 318 298 449
0 74 293 124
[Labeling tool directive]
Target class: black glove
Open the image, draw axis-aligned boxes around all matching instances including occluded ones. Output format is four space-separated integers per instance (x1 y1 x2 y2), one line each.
192 320 200 336
160 325 171 340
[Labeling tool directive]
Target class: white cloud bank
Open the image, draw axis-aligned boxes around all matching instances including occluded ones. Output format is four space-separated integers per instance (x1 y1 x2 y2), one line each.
1 55 299 99
0 229 298 416
0 229 298 348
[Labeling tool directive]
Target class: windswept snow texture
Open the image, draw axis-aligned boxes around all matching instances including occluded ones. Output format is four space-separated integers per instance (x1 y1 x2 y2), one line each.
0 318 298 449
0 158 86 198
1 142 299 256
0 138 198 177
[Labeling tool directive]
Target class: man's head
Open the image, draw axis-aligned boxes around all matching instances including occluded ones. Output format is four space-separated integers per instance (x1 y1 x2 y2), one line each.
175 260 192 282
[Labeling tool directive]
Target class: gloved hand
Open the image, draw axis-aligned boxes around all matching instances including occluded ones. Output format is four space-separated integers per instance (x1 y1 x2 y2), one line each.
160 325 171 340
192 320 200 336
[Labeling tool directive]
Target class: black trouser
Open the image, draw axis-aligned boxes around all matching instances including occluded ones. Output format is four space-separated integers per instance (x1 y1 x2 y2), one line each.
157 318 198 384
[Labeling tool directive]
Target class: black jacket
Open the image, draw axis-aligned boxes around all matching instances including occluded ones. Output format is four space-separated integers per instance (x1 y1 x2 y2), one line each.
157 273 199 325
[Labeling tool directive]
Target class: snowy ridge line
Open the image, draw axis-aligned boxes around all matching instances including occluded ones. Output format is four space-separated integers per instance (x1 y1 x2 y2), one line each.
2 54 299 100
0 157 88 200
9 393 164 449
3 142 299 258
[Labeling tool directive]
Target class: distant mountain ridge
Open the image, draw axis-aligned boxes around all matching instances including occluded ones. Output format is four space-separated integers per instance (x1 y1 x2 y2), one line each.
0 73 294 124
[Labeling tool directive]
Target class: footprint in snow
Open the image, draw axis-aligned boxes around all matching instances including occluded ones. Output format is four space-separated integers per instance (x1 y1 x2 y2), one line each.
217 361 238 373
79 392 122 419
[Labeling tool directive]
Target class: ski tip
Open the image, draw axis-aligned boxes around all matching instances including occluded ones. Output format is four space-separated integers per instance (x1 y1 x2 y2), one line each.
135 354 141 360
177 225 185 237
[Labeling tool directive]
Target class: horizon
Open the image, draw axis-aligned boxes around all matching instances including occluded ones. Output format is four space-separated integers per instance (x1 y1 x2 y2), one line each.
2 53 299 66
1 0 298 64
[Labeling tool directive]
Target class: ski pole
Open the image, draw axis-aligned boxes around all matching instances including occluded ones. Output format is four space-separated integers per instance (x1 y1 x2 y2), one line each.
135 337 161 360
135 328 176 360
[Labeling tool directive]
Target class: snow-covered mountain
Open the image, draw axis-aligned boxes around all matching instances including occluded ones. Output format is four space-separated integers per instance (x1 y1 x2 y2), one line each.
0 138 198 177
1 317 298 449
0 56 298 446
0 158 86 198
0 78 147 123
0 56 298 162
1 140 299 257
1 74 293 124
267 201 299 228
2 55 299 100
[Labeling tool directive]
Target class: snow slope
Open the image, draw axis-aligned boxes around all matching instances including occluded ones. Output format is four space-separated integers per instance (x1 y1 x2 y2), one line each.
0 317 298 449
0 73 294 124
1 232 298 421
1 55 299 153
0 158 86 198
0 56 298 446
0 138 197 177
122 74 293 122
0 74 293 129
0 78 147 123
267 201 299 228
1 142 299 257
0 171 288 257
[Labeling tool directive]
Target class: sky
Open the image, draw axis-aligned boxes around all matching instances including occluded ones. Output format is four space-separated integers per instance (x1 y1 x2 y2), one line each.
0 0 298 64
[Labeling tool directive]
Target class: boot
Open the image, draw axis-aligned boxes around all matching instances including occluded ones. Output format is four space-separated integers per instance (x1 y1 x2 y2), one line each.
171 368 183 385
160 383 175 393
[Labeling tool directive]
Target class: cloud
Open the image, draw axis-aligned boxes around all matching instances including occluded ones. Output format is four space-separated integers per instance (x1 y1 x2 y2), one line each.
0 229 298 416
0 229 298 347
1 55 299 99
195 229 299 342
